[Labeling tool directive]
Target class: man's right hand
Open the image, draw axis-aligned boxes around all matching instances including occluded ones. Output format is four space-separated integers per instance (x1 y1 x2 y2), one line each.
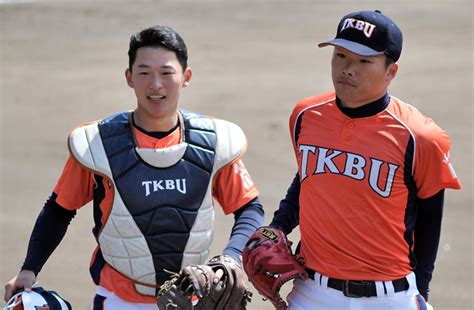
4 270 36 301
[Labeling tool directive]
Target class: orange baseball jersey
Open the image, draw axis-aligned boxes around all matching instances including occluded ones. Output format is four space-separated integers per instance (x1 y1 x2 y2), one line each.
290 92 461 281
53 124 259 303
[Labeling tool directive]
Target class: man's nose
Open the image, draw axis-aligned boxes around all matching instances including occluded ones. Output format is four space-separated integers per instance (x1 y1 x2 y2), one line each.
149 74 163 89
342 61 354 76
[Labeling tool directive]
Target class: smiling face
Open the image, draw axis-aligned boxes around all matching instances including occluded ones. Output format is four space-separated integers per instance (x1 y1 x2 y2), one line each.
125 46 192 131
331 46 398 108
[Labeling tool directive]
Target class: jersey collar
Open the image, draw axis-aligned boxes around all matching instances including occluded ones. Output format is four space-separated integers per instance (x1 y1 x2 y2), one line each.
336 93 390 118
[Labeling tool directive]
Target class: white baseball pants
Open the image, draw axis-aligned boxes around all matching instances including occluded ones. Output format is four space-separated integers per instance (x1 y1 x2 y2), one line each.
287 272 433 310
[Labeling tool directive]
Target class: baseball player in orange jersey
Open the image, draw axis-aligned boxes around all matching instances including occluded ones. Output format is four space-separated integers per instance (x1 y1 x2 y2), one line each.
265 10 461 309
4 25 264 309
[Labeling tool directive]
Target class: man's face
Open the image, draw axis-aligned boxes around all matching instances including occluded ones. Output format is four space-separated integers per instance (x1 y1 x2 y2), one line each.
331 46 397 108
125 47 191 121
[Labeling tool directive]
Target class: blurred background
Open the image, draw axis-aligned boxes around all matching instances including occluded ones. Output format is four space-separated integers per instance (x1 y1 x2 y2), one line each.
1 1 472 309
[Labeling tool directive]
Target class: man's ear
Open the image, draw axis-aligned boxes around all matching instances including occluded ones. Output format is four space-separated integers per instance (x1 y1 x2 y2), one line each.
125 68 133 88
386 63 398 83
182 67 192 87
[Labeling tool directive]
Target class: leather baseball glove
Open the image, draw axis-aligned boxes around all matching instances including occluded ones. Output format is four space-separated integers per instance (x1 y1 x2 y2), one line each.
156 264 212 310
242 226 308 310
157 255 252 310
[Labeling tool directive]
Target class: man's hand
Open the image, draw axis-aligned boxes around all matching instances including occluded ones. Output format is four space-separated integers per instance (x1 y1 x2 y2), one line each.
4 270 36 301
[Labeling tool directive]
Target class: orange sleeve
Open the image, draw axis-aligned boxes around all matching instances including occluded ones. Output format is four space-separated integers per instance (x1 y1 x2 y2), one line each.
53 155 95 210
289 92 336 156
212 159 259 215
414 121 462 199
289 98 314 152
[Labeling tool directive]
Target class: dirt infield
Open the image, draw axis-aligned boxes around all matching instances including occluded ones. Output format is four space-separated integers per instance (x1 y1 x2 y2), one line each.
1 1 472 309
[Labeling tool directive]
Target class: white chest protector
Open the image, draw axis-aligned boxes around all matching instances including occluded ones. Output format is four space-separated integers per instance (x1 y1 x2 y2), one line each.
68 110 247 295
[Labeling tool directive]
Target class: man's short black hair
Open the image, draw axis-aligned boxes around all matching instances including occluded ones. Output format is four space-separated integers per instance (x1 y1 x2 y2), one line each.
385 54 395 68
128 25 188 72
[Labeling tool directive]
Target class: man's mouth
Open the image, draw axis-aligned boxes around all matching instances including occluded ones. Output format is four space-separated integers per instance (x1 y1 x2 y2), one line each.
147 95 166 101
337 78 356 87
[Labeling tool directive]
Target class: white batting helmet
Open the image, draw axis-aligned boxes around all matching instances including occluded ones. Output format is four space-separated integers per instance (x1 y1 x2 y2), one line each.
3 287 71 310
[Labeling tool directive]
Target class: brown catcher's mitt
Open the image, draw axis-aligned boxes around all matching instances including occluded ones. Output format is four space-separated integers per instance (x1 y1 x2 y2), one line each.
157 255 252 310
156 264 213 310
242 226 308 310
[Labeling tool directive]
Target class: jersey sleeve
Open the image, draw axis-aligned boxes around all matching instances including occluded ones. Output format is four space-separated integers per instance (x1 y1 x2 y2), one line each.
289 93 336 157
212 159 259 215
413 121 462 199
289 98 312 154
53 155 95 210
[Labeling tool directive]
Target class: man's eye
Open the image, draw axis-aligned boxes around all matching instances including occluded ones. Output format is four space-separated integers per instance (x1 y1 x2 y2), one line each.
360 59 372 64
163 71 174 75
138 72 149 75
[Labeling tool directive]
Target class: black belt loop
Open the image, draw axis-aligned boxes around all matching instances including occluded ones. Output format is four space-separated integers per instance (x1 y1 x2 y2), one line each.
305 268 409 298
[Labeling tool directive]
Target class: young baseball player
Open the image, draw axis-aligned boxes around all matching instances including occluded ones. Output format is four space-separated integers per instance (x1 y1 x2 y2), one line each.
4 25 264 309
244 10 461 309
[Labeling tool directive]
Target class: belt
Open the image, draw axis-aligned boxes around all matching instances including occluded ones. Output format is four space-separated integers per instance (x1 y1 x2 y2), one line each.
306 268 409 298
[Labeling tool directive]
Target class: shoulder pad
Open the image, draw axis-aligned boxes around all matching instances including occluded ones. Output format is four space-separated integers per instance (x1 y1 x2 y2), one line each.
213 119 247 172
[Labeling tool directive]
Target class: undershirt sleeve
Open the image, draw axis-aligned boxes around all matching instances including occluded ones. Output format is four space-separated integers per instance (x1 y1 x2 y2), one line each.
21 193 76 276
413 189 445 301
222 197 264 262
269 172 300 235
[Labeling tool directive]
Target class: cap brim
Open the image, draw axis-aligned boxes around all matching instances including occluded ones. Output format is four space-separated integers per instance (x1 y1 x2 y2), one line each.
318 38 383 57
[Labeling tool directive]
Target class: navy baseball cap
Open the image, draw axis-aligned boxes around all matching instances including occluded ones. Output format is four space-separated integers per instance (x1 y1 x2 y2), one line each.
318 10 403 61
